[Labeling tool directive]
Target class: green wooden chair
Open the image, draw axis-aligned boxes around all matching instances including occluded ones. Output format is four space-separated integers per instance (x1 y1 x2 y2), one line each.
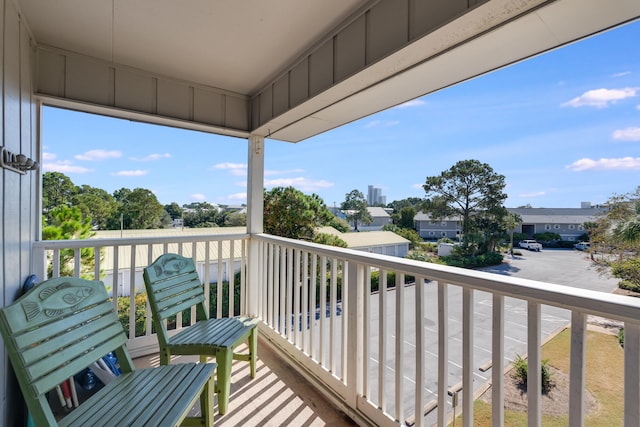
0 276 216 427
143 254 258 415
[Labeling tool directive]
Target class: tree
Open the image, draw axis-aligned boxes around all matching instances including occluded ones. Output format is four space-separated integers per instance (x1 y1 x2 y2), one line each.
42 205 95 277
164 202 184 220
183 202 222 228
42 172 78 222
503 212 522 256
341 189 372 232
73 185 118 230
113 188 167 229
224 211 247 227
263 186 334 240
422 159 507 243
397 206 417 229
591 187 640 259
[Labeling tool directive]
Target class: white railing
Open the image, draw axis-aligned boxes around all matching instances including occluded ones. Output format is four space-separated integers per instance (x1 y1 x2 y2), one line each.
254 233 640 427
31 232 640 425
32 232 250 358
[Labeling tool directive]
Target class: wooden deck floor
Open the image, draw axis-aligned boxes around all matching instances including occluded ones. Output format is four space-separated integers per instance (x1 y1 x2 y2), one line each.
134 336 357 427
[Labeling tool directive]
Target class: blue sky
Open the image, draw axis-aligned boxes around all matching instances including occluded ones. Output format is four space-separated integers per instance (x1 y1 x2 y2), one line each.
43 20 640 209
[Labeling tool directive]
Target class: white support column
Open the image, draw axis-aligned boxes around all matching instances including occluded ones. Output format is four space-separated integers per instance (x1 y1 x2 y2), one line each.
246 135 264 317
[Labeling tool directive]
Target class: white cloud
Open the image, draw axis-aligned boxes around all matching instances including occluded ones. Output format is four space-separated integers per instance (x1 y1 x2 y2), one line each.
612 127 640 141
562 87 638 108
264 168 305 176
75 149 122 161
43 161 92 174
412 183 424 190
111 170 149 176
265 177 334 192
213 162 247 176
566 157 640 171
190 193 207 201
612 71 631 77
42 152 57 161
519 191 546 198
227 192 247 201
394 99 426 108
364 120 400 128
130 153 171 161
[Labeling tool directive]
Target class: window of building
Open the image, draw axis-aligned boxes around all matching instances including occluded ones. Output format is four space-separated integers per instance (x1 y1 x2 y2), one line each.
441 232 447 237
554 224 560 229
569 224 575 230
545 224 551 230
441 222 447 227
578 225 584 231
429 231 435 236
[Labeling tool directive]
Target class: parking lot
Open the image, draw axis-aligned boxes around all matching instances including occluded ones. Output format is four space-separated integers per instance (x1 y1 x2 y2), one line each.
367 248 623 423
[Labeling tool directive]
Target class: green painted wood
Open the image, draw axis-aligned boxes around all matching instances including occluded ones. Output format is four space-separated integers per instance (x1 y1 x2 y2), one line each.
0 277 216 427
144 253 259 414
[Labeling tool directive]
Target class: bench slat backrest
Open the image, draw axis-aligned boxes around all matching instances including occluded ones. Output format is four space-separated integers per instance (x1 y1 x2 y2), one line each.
143 254 208 346
0 277 133 425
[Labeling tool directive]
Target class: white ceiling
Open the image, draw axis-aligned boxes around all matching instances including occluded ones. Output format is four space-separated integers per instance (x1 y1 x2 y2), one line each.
15 0 640 142
17 0 370 95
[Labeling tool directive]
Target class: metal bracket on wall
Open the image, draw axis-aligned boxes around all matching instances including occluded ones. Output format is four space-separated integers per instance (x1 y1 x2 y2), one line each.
0 147 39 175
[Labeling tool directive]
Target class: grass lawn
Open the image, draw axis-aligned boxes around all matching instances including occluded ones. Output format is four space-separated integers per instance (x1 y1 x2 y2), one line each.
450 328 624 426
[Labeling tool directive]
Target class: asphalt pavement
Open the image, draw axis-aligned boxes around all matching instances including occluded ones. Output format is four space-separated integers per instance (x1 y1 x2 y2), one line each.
366 248 622 424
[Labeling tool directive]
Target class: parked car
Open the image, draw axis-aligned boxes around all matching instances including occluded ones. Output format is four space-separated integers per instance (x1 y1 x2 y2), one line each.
574 242 591 251
519 240 542 251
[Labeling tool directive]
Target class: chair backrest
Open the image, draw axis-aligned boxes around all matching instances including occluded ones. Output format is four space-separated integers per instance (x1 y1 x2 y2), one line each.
143 254 208 344
0 277 134 426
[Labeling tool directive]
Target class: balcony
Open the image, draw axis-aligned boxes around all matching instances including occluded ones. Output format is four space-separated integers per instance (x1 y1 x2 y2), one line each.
33 231 640 427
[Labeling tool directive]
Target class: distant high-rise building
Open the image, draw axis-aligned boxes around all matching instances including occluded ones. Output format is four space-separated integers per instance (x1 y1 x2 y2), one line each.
367 185 386 206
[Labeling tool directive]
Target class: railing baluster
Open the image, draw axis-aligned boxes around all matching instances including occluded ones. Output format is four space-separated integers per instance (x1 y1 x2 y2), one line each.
624 322 640 427
279 245 286 336
217 240 223 318
569 311 586 427
310 254 318 361
113 245 120 313
129 244 137 337
229 239 235 317
379 268 388 411
462 288 474 427
52 248 60 278
342 260 349 382
395 272 405 422
302 250 309 353
528 301 542 427
414 275 425 427
364 265 371 399
320 255 327 367
330 258 338 375
146 244 154 337
437 281 448 427
204 241 211 312
94 245 101 280
74 248 81 277
286 247 293 340
492 294 504 427
268 243 275 328
294 249 301 347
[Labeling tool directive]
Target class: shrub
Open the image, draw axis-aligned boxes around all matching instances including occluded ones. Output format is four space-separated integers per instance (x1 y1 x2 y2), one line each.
369 270 414 293
611 258 640 290
512 354 553 394
439 252 503 269
618 328 624 348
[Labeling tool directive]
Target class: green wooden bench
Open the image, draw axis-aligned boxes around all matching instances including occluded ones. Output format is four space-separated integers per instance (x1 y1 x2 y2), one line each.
0 277 216 427
143 254 258 415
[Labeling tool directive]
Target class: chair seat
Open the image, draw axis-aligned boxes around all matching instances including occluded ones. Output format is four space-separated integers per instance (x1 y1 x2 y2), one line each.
59 363 216 427
169 317 258 350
